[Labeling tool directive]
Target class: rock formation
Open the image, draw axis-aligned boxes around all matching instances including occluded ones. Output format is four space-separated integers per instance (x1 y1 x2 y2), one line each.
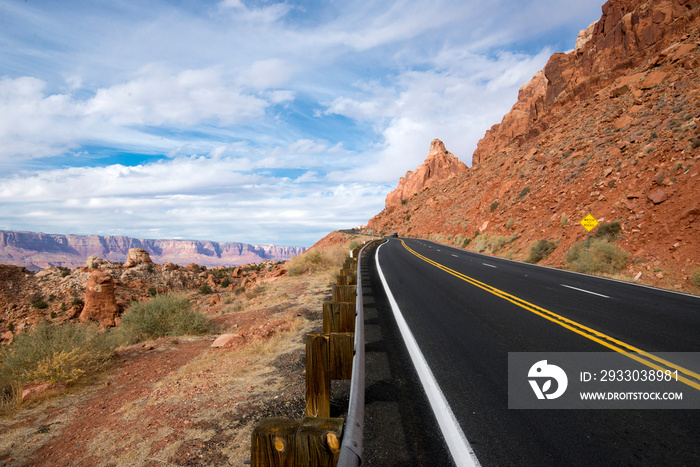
473 0 700 165
124 248 153 268
367 0 700 291
79 270 120 327
385 139 467 209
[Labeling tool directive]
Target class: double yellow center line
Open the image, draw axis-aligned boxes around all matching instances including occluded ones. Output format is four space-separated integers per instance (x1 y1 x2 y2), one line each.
401 240 700 391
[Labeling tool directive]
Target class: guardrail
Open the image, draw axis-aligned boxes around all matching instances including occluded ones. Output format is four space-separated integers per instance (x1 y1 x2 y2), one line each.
250 239 380 466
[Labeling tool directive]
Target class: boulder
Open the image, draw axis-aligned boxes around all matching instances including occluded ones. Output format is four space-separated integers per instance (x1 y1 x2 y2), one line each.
1 331 13 346
86 255 106 268
211 333 243 349
79 270 120 327
123 248 153 268
647 189 668 204
21 381 67 402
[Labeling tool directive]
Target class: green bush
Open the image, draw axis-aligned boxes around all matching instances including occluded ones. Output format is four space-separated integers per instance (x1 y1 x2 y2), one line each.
490 200 500 212
527 239 557 264
517 187 531 199
595 221 621 241
32 301 49 309
0 321 117 410
198 283 213 294
566 239 630 274
117 294 210 344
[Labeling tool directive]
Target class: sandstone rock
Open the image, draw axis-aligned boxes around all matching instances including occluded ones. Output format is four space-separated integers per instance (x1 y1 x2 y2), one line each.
385 139 467 209
211 333 243 349
86 255 107 268
79 270 120 327
163 262 178 271
647 189 668 204
124 248 153 268
1 330 13 346
21 381 67 402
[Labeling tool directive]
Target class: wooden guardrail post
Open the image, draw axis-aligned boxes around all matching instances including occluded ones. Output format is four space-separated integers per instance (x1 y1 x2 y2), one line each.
306 334 331 417
295 417 344 466
251 417 299 466
329 332 354 380
322 302 355 333
332 285 356 303
251 417 344 466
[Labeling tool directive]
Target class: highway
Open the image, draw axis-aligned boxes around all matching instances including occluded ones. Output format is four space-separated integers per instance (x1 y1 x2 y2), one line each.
361 237 700 466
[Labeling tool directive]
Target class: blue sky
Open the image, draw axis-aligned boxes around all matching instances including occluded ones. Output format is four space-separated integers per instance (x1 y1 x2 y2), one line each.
0 0 602 247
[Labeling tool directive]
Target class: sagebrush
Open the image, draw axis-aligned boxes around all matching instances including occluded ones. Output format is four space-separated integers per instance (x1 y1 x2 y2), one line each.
117 294 211 344
566 239 629 274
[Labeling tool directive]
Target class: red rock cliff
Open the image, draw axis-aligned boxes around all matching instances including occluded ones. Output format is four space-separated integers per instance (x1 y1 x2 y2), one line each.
473 0 700 165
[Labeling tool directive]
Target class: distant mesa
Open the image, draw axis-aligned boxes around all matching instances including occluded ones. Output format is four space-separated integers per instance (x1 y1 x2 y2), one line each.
0 230 306 271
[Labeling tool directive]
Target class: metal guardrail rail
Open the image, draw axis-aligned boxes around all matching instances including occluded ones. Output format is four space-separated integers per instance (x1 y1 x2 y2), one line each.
337 239 378 466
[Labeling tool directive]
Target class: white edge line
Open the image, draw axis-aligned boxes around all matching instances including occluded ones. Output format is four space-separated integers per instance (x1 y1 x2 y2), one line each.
561 284 610 299
376 242 480 467
482 263 497 268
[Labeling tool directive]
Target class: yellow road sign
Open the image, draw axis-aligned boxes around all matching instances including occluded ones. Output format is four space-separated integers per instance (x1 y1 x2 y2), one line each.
580 214 599 232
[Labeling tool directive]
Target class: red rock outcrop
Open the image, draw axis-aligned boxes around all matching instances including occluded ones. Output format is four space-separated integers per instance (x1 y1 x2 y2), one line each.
124 248 153 268
79 270 120 327
473 0 700 165
366 0 700 292
385 139 467 209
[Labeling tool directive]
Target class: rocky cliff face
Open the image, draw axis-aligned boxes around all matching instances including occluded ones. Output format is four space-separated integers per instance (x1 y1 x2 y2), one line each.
0 230 306 271
367 0 700 291
385 139 467 209
473 0 699 165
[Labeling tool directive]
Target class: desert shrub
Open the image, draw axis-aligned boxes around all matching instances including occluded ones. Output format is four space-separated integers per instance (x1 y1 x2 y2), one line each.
287 246 348 277
32 301 49 309
117 294 210 344
148 287 158 297
0 321 116 410
595 221 621 241
527 239 557 264
506 218 515 230
198 283 213 294
490 200 500 212
473 234 489 253
560 214 569 227
221 278 231 288
566 239 630 274
473 234 507 253
517 187 531 199
690 268 700 288
461 237 472 248
489 235 508 253
71 297 84 308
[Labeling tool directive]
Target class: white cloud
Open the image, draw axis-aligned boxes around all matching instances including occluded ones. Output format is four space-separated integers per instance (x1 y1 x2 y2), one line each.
85 67 268 126
0 0 605 245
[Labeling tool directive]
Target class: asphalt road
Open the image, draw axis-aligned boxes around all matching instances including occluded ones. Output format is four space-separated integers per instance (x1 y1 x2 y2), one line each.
363 237 700 466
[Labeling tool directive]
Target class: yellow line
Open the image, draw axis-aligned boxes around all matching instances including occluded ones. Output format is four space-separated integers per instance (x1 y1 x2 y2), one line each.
400 240 700 391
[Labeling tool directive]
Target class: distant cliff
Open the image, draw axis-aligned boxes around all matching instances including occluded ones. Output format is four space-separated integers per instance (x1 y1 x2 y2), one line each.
0 230 306 271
